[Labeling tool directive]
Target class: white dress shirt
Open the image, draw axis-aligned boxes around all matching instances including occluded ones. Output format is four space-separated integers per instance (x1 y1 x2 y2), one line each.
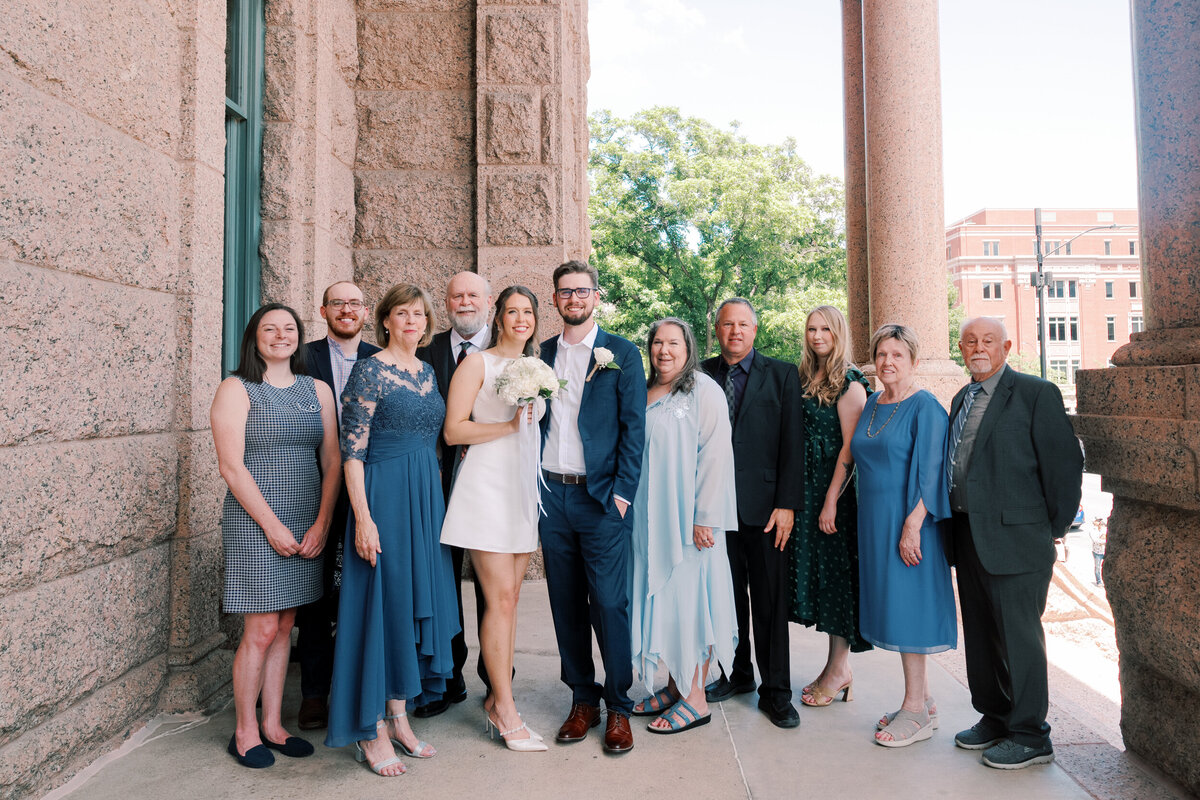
449 326 491 361
543 323 599 475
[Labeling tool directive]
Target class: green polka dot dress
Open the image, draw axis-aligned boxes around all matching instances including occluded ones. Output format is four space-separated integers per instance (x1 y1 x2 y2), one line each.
787 366 872 652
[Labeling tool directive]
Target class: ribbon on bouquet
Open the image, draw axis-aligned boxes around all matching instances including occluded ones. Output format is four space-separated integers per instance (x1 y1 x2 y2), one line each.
517 398 548 521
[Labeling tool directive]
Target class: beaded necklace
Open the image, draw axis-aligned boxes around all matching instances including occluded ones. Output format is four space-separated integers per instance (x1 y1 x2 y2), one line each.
865 385 915 438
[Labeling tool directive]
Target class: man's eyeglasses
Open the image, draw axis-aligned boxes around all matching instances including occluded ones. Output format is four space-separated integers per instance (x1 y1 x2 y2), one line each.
556 287 596 300
326 299 366 310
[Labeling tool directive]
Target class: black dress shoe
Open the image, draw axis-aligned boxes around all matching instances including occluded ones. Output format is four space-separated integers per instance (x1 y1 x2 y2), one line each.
228 734 274 768
297 696 327 730
757 697 800 729
705 675 757 703
413 683 468 718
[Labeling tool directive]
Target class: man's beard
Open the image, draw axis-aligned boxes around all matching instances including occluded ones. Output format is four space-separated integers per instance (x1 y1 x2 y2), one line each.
559 308 591 326
450 311 486 338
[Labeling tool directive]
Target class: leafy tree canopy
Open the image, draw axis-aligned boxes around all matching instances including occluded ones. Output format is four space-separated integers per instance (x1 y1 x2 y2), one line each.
589 107 846 362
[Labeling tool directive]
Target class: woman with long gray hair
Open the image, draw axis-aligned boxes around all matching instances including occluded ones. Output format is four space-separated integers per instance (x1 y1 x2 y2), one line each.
628 317 739 735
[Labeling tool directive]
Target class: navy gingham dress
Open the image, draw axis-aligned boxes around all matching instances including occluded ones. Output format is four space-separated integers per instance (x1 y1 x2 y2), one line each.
222 376 324 613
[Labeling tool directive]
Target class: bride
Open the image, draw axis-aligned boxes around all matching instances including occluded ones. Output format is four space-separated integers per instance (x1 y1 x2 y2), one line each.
441 285 548 752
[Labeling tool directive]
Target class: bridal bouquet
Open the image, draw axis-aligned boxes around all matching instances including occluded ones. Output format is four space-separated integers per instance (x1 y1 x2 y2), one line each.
495 356 566 405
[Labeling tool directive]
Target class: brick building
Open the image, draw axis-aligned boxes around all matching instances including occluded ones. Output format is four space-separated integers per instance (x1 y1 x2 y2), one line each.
946 208 1142 384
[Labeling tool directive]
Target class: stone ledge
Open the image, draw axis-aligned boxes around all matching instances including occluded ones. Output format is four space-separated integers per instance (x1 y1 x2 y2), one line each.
0 655 166 799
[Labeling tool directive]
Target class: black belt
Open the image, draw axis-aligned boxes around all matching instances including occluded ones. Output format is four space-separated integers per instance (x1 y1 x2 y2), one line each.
543 470 587 485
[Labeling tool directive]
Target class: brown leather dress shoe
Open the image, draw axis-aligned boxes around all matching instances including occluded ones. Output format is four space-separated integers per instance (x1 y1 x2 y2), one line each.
297 697 327 731
603 712 634 753
556 703 601 743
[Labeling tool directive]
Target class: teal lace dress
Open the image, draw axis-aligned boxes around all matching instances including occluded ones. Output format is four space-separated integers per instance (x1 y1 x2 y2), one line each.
787 366 873 652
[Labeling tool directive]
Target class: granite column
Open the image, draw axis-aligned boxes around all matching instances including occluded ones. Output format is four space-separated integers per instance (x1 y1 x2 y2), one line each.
860 0 960 400
841 0 870 366
1073 2 1200 793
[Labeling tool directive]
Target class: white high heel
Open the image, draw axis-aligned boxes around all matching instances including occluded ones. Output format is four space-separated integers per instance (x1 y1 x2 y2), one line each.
486 715 548 752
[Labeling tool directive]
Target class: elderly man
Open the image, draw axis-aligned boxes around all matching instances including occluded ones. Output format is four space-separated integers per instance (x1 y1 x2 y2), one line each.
948 317 1082 769
414 270 494 717
701 298 804 729
295 281 379 730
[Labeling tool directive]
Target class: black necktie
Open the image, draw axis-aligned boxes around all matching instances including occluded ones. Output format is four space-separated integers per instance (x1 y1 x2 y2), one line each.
724 365 737 424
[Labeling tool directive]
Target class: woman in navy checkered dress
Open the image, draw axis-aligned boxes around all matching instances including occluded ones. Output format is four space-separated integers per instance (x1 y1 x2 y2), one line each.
212 304 342 768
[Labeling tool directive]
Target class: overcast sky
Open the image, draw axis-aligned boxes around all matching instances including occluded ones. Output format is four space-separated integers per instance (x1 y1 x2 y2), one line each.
587 0 1138 223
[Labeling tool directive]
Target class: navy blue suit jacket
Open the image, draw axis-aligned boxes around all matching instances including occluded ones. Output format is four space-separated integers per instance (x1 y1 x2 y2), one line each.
304 337 381 407
539 327 647 509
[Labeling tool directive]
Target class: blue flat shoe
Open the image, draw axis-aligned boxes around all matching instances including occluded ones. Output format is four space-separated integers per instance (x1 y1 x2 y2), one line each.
646 699 711 735
228 734 274 768
260 732 314 757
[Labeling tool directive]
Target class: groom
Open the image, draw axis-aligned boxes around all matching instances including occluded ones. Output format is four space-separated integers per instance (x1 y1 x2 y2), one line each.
540 260 646 753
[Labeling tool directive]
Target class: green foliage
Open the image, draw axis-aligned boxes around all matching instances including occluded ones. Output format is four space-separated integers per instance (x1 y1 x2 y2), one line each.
589 107 847 359
947 280 966 369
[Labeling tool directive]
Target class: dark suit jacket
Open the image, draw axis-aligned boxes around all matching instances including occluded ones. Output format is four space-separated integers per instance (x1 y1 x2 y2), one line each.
305 337 381 406
949 365 1083 575
701 350 804 528
417 330 463 501
539 327 647 509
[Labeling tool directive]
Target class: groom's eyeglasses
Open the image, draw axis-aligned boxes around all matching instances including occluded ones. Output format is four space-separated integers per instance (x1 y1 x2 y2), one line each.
556 287 595 300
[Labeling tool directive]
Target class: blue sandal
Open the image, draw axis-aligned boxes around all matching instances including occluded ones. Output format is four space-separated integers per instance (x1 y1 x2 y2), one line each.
632 688 678 717
646 699 711 735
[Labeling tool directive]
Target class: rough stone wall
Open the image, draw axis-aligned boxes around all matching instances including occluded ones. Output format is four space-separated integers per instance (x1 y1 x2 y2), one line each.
353 0 590 326
0 0 226 795
261 0 360 337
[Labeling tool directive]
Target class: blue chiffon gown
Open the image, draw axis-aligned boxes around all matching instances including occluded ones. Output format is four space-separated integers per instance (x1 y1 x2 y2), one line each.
849 389 956 654
630 374 740 692
326 359 461 748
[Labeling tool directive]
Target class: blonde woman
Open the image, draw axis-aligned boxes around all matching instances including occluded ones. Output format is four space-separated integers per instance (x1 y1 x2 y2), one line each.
788 306 872 709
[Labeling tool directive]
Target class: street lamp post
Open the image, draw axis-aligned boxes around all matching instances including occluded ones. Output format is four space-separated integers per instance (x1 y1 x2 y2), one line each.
1031 208 1128 380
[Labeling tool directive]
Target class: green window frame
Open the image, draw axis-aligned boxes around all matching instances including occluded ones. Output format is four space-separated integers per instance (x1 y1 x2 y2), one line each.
223 0 265 373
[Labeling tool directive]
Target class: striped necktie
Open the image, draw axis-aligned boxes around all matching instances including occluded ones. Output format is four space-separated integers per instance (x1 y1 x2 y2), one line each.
947 382 983 486
723 365 737 425
457 341 471 365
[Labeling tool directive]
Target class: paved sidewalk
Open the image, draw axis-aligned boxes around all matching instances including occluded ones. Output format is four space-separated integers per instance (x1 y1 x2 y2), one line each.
54 581 1186 800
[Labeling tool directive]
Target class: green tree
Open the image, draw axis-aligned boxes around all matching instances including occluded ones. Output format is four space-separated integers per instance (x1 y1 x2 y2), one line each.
589 107 846 357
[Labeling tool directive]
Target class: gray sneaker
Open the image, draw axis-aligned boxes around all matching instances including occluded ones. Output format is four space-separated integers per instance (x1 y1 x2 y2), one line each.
981 738 1055 769
954 722 1006 750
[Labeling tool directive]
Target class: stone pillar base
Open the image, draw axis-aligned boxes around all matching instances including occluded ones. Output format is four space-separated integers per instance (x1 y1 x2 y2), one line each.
1077 364 1200 795
159 635 233 714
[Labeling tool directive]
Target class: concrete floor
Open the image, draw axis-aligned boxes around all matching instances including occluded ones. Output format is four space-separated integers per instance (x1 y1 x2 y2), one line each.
51 580 1189 800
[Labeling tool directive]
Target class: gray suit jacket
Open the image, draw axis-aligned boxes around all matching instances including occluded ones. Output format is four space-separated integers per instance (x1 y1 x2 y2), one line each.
948 365 1083 575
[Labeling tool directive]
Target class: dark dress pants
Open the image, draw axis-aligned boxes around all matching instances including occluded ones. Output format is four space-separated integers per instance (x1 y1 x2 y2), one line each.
447 544 470 693
725 520 792 704
953 512 1053 749
295 507 345 699
539 481 634 716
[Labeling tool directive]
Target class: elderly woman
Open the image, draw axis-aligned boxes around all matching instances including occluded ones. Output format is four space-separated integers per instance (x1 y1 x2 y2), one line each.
790 306 872 709
850 324 955 747
212 303 341 768
325 284 460 777
629 318 739 734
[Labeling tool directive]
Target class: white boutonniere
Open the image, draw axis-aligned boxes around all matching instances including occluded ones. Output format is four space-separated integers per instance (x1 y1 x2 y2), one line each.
586 346 621 382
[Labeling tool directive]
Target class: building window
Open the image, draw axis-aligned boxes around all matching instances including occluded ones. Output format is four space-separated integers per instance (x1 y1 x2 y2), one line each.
1065 242 1072 256
1104 239 1112 255
982 282 1002 300
982 240 1000 256
1129 240 1137 255
1130 281 1138 298
1048 358 1082 385
1106 316 1116 341
1070 316 1079 341
1048 279 1077 299
1131 315 1145 334
223 0 266 373
1048 316 1067 341
947 244 952 259
1105 280 1113 298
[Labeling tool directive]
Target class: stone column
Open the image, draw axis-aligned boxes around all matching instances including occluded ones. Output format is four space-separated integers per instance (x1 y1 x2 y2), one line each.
475 0 590 307
860 0 960 400
841 0 871 367
1073 3 1200 794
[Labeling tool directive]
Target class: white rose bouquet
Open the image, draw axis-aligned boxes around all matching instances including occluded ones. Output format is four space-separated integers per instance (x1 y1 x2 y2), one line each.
495 356 566 405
